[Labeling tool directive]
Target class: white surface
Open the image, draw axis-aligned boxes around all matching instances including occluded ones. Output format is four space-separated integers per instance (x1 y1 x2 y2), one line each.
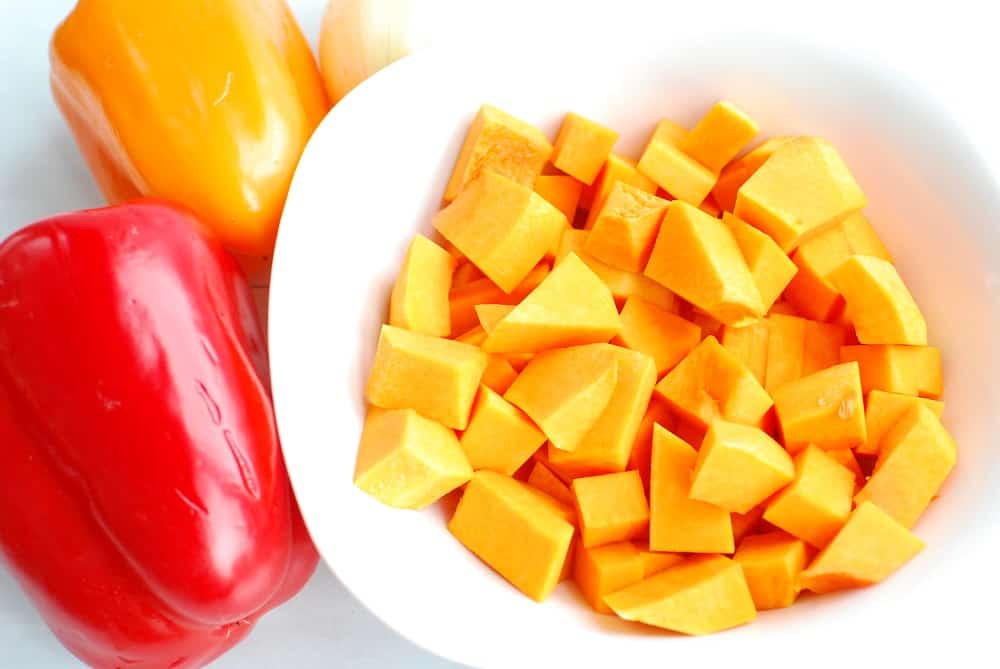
2 1 1000 668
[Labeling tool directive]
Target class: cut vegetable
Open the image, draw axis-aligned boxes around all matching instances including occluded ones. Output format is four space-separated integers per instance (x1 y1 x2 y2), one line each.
733 531 808 610
572 471 650 548
389 234 455 336
552 112 619 185
459 387 546 476
772 362 866 452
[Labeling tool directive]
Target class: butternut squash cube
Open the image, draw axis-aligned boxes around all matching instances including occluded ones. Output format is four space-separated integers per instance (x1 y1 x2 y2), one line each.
712 137 791 212
649 425 734 553
723 213 797 313
572 471 650 548
628 398 676 491
720 321 769 383
645 202 764 325
389 234 455 336
734 137 867 251
733 531 808 610
859 390 945 455
434 171 566 293
527 460 574 506
448 263 549 334
604 555 756 635
840 345 943 398
354 408 472 509
764 315 847 392
690 420 795 514
856 404 957 528
546 345 656 477
614 296 701 376
829 255 927 346
800 502 924 594
580 152 657 213
552 112 619 185
504 344 618 452
573 542 644 614
763 445 855 548
449 470 575 602
585 183 670 272
655 336 774 430
459 386 546 476
637 134 716 205
444 104 552 202
366 325 488 429
535 174 584 221
481 355 518 394
772 362 867 452
482 253 622 353
682 101 760 174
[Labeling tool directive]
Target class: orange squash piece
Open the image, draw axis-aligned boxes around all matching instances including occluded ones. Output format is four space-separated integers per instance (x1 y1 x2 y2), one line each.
572 471 650 548
682 101 760 174
354 408 472 509
434 170 566 293
840 345 943 398
712 137 791 212
614 296 701 376
389 234 455 336
527 460 575 506
723 213 798 313
772 362 867 452
448 262 549 335
628 398 675 491
733 531 808 610
449 471 575 602
444 104 552 202
829 255 927 346
720 321 769 384
763 315 848 392
859 390 945 455
459 386 547 476
535 174 584 255
573 542 644 614
552 112 619 185
580 152 657 213
585 182 670 272
637 132 716 205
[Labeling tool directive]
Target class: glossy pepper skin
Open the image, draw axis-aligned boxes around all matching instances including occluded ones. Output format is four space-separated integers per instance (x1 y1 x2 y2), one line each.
50 0 330 262
0 201 318 669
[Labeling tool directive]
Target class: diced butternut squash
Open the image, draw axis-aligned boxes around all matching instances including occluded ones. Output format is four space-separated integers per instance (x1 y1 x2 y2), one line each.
535 174 584 220
649 425 734 553
763 445 855 548
448 262 549 334
637 133 717 205
733 531 808 610
546 345 656 477
366 325 488 429
552 112 619 185
772 362 866 452
474 303 514 333
731 506 766 546
855 404 957 528
573 542 644 614
527 460 574 506
614 296 701 376
628 398 675 491
459 386 547 476
645 202 764 325
585 183 670 272
763 315 847 392
655 336 774 430
859 390 945 455
434 171 566 292
444 104 552 202
354 408 472 509
573 471 650 548
649 118 688 146
840 345 943 398
720 321 769 384
580 152 657 213
604 555 757 635
389 234 455 336
690 420 795 514
800 502 924 594
558 230 676 311
682 101 760 173
734 137 867 251
481 355 518 394
482 253 622 353
711 137 791 212
829 255 927 346
504 343 618 452
449 470 575 602
635 543 685 577
723 213 797 313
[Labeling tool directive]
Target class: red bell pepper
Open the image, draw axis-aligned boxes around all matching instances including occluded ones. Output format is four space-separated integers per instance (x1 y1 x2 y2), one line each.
0 201 317 669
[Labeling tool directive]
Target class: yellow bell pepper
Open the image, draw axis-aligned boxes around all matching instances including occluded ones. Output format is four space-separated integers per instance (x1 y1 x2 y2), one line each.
50 0 330 262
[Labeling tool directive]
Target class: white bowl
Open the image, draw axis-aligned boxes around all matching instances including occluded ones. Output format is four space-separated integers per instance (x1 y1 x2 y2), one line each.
270 35 1000 668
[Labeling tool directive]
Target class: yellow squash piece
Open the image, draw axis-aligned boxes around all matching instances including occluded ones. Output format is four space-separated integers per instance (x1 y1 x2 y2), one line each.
572 471 650 548
354 408 472 509
444 104 552 202
800 502 924 594
772 362 867 452
585 183 670 272
763 445 855 548
434 171 566 293
637 132 716 205
366 325 488 429
733 531 808 610
723 213 798 313
829 255 927 346
552 112 620 185
580 152 657 214
459 387 547 476
859 391 945 455
712 137 791 212
645 202 764 326
734 137 867 251
856 404 957 528
840 345 943 398
614 297 701 377
504 344 619 452
690 420 796 514
527 461 575 506
682 101 760 174
604 555 757 635
482 253 622 353
389 234 455 336
573 542 644 614
449 471 575 602
649 425 735 553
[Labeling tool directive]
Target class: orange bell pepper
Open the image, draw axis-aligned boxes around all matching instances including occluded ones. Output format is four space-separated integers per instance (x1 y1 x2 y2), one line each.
50 0 330 264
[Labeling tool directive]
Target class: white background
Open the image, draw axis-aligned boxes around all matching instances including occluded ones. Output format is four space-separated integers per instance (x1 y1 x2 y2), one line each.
1 1 997 668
